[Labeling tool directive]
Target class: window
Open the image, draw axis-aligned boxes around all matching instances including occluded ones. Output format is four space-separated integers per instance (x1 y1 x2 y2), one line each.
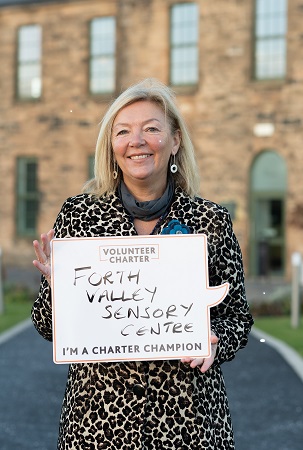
17 158 39 236
254 0 288 80
89 17 116 94
170 3 199 86
17 25 42 99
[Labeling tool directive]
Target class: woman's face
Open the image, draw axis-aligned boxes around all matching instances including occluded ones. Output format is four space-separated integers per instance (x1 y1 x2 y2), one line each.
111 100 180 197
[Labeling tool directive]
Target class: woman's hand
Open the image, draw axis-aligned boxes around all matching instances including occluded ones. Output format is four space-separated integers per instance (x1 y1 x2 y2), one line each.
181 331 219 373
33 229 54 285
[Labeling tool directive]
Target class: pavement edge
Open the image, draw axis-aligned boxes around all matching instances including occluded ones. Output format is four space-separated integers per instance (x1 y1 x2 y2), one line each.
0 318 32 345
252 326 303 383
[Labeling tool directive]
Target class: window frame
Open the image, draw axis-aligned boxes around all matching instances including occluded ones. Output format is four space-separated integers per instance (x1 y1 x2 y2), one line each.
169 2 199 89
16 24 42 100
16 157 39 237
89 16 116 96
253 0 288 81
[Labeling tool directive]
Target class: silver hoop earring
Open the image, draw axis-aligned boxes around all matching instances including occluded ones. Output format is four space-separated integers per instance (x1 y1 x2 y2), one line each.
170 154 178 173
113 162 118 179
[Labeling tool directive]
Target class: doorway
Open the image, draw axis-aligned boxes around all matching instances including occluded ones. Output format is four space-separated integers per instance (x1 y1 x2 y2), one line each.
250 151 287 277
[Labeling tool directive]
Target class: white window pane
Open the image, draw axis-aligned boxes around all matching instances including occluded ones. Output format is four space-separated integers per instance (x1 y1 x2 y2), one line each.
274 15 287 35
90 17 115 93
256 17 267 37
255 38 286 79
170 3 199 86
174 23 197 45
277 0 287 13
171 4 185 23
92 17 115 34
91 36 115 56
171 5 198 40
18 25 42 99
19 25 41 62
19 24 41 43
19 44 41 62
171 47 198 85
91 17 115 55
254 0 287 79
18 63 41 98
256 0 267 15
90 58 115 93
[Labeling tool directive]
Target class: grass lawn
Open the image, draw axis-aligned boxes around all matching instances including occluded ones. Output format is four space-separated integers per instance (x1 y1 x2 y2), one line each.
254 315 303 357
0 287 33 334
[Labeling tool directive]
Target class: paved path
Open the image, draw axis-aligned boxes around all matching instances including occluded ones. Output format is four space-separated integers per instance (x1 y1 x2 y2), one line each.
0 324 68 450
223 333 303 450
0 322 302 450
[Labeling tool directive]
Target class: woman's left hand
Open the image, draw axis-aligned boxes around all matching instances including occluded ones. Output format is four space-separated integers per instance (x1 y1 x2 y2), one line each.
33 229 54 285
181 331 219 373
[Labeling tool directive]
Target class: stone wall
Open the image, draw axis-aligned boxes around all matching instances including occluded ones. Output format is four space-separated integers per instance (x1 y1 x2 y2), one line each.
1 0 303 286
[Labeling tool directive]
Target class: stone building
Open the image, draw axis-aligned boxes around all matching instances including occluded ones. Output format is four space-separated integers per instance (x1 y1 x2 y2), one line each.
0 0 302 287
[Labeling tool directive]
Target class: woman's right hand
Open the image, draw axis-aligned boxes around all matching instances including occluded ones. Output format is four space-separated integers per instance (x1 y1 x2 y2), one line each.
33 229 54 285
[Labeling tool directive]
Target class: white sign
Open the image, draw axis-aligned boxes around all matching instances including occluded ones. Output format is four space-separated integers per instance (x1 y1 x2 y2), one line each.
51 235 229 364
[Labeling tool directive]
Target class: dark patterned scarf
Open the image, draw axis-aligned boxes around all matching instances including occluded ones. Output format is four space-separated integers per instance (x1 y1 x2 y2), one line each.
118 177 174 221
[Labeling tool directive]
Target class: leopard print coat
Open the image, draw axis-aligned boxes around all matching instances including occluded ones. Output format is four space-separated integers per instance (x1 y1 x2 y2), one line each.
32 187 253 450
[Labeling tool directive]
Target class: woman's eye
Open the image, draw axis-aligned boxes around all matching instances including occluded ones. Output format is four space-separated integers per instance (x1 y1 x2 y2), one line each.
116 129 128 136
145 127 159 132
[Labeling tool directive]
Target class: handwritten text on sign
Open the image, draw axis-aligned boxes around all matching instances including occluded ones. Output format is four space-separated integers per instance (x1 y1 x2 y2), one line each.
51 235 229 363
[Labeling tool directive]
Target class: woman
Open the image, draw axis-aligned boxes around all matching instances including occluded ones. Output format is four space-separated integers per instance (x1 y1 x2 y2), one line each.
32 78 253 449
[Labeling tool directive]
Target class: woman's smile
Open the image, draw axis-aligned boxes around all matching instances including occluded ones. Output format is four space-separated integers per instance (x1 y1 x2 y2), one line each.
129 154 152 160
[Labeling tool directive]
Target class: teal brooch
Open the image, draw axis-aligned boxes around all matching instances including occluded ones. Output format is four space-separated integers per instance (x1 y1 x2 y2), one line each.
161 219 191 235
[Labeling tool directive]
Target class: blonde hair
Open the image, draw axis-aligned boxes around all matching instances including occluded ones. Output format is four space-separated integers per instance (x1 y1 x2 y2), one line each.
83 78 200 198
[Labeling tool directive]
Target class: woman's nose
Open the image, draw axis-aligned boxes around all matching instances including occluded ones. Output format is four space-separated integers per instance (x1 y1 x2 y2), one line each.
129 130 145 147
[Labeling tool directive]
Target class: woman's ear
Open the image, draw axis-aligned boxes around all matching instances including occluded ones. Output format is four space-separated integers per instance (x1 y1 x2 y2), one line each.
172 129 181 155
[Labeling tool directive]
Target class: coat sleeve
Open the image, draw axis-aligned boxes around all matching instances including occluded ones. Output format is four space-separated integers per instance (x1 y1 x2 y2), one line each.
31 198 75 342
207 207 254 366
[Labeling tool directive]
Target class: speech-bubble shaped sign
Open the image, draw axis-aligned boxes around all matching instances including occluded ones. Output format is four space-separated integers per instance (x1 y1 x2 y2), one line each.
51 234 229 363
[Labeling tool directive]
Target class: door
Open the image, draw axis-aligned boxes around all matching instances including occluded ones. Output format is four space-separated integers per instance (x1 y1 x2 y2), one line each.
253 197 285 276
249 151 287 277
